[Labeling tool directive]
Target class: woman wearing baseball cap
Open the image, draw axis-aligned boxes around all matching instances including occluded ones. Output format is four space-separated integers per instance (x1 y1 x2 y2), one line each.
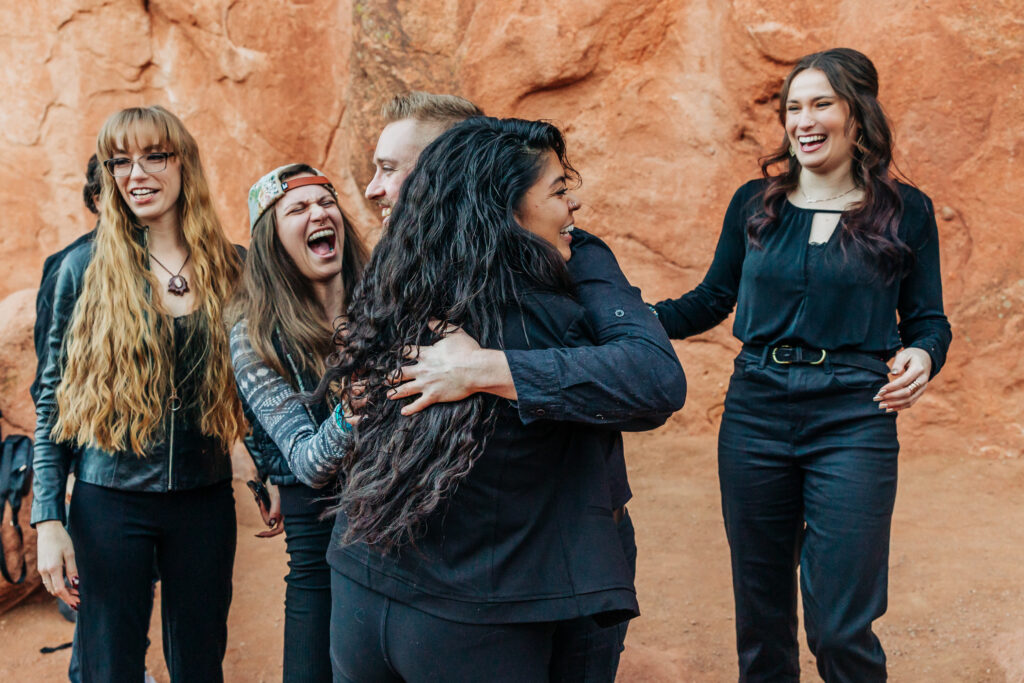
229 163 368 682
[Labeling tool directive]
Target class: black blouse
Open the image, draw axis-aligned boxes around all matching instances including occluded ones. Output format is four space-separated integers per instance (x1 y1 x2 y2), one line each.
655 179 952 375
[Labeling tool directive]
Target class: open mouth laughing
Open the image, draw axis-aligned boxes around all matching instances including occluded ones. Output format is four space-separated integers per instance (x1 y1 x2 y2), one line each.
307 227 337 257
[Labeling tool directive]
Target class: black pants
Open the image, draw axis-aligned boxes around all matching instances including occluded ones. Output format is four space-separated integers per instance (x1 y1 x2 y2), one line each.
279 485 334 683
549 509 637 683
68 480 236 683
719 350 898 682
329 571 557 682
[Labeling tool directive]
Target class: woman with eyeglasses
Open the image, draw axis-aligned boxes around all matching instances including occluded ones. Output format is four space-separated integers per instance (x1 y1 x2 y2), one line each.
655 48 952 680
32 105 246 682
229 163 368 682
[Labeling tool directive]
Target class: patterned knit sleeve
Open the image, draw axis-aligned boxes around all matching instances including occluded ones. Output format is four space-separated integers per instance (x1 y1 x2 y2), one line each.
230 320 350 488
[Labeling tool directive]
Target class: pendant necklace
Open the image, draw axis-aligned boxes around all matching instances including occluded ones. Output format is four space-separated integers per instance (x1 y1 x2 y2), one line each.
800 185 857 204
150 252 191 296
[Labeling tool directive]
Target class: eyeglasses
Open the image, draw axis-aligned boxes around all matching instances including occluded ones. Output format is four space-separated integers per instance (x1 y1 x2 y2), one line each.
103 152 175 177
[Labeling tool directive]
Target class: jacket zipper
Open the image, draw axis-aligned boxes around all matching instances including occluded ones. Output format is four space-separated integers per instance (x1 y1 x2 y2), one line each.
168 405 175 490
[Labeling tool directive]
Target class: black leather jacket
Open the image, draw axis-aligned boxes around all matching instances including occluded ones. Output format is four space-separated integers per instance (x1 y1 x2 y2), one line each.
238 329 330 486
31 240 234 526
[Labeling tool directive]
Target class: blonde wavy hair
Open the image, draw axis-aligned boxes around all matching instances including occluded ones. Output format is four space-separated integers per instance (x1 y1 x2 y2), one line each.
53 106 245 453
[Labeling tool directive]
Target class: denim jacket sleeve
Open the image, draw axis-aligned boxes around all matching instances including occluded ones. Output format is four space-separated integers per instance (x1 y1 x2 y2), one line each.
31 246 90 526
505 229 686 430
230 321 350 488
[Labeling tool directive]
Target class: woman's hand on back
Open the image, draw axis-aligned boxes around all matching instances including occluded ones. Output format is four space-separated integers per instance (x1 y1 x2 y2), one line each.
36 520 80 610
875 347 933 412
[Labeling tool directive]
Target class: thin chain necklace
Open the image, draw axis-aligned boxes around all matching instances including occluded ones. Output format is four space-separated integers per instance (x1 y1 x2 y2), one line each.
150 252 191 296
800 185 857 204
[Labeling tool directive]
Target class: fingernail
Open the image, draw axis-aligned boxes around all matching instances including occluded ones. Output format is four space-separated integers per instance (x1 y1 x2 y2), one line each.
879 403 888 410
885 408 895 413
873 395 882 401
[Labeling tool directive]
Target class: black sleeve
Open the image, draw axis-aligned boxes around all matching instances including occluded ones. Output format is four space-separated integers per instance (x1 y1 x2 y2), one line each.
31 253 63 406
653 183 754 339
506 230 686 430
31 250 88 526
896 190 953 377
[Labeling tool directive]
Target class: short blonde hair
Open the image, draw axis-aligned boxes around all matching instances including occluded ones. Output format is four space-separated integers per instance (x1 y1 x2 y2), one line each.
381 91 483 129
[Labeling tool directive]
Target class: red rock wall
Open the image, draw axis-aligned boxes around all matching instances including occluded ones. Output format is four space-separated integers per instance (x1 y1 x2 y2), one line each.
0 0 1021 599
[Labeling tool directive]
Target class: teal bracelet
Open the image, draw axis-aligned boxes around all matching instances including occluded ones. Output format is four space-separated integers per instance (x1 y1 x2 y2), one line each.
333 403 352 433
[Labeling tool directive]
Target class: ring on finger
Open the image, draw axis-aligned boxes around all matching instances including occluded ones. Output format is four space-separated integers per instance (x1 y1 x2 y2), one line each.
909 380 921 392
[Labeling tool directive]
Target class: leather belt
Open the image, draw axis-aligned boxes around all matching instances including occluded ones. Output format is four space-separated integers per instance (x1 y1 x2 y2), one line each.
742 344 890 375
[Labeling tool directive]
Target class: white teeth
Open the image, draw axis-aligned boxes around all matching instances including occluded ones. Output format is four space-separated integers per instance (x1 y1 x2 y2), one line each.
307 228 334 243
381 206 392 218
799 135 826 144
559 224 575 235
130 188 156 197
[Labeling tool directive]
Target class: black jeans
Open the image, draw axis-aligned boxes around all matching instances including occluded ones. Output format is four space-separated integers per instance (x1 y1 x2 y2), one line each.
329 571 557 682
719 349 898 683
549 509 637 682
68 480 236 682
279 485 333 683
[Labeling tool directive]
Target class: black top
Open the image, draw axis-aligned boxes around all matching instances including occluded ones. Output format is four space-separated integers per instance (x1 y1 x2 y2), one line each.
327 289 639 626
655 179 952 375
506 229 687 508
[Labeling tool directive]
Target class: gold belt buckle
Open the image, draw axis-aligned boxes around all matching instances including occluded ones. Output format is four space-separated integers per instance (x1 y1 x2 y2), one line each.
771 346 827 365
771 345 793 365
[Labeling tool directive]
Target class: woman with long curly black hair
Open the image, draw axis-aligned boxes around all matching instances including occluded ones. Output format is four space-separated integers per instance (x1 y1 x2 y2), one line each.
234 116 685 680
655 48 952 681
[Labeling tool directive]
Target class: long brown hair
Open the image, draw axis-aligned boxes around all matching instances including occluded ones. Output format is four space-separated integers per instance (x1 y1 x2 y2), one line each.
750 47 913 280
53 106 246 452
229 164 369 382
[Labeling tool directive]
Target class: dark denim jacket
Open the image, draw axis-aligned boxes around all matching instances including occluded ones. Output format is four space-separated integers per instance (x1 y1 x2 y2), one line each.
31 239 240 526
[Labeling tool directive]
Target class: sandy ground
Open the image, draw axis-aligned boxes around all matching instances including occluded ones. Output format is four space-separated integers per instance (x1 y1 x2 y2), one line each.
2 426 1023 682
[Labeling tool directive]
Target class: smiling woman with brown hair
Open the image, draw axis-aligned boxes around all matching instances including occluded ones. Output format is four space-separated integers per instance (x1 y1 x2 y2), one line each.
229 163 368 682
655 48 952 681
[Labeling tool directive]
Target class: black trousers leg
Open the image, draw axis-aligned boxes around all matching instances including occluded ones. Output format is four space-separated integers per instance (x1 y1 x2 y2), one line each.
67 482 159 683
719 441 804 682
801 445 897 682
156 481 236 683
282 510 334 683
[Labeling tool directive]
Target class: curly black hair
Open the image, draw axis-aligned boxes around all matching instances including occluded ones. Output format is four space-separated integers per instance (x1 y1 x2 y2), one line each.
313 116 578 550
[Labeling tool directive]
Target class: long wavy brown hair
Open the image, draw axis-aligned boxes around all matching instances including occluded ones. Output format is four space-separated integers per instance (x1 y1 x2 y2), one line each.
750 47 913 280
53 106 246 453
228 164 369 383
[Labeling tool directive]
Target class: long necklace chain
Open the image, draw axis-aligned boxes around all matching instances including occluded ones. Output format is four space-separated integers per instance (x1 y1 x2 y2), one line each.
800 185 857 204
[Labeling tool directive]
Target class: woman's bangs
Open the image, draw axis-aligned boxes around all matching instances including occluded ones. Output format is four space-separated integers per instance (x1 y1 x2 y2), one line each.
98 109 176 160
